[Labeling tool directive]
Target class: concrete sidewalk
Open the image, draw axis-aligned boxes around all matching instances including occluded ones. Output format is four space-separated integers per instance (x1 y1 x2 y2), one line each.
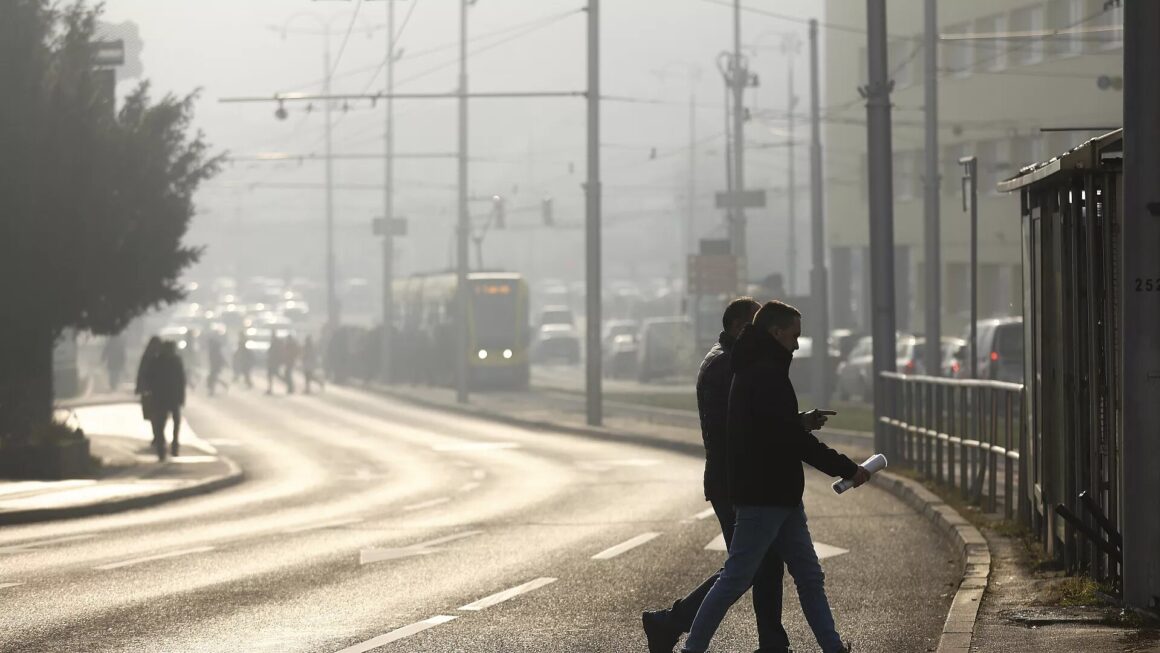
366 381 1159 653
0 402 243 526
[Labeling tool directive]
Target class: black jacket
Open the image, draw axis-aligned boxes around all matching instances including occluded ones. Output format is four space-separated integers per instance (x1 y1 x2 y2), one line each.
726 324 858 506
697 331 736 501
143 351 186 411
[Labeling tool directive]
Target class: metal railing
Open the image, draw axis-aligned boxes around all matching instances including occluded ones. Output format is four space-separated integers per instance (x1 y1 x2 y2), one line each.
879 372 1028 524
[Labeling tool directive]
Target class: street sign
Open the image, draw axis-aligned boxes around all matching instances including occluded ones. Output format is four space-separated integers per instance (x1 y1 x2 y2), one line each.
715 189 766 209
687 254 741 295
372 217 408 236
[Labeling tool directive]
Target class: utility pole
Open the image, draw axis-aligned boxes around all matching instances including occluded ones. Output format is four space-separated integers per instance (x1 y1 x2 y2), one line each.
381 0 397 384
959 156 978 380
863 0 897 456
585 0 602 426
923 0 942 379
731 0 747 262
456 0 470 404
323 27 337 329
783 34 800 295
808 19 830 406
1122 0 1160 613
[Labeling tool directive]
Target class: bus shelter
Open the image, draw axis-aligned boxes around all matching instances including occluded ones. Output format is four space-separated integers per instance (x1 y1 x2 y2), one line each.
998 129 1123 586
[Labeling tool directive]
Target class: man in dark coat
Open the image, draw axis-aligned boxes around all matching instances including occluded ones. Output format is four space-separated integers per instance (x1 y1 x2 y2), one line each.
642 297 793 653
143 340 186 460
681 300 868 653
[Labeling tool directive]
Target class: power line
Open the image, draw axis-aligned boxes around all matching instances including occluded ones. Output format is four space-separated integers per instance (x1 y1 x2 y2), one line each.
329 0 364 79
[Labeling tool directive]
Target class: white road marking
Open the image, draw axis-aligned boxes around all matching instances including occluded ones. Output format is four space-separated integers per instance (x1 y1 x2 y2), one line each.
577 458 660 472
458 577 558 611
452 461 473 469
0 533 97 553
94 546 215 570
403 497 451 512
814 542 850 560
0 582 25 590
693 507 717 520
284 517 364 534
457 482 481 493
360 530 483 565
471 469 486 480
167 455 218 464
592 532 662 560
332 615 457 653
206 438 244 447
702 536 849 560
432 442 520 452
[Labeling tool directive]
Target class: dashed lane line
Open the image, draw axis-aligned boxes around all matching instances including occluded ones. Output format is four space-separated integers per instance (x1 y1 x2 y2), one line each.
703 535 850 560
458 577 558 611
93 546 215 571
332 615 458 653
457 482 481 493
358 530 483 565
0 533 97 553
403 497 451 512
591 532 662 560
0 582 25 590
432 442 520 452
471 469 486 480
693 507 717 520
283 517 365 534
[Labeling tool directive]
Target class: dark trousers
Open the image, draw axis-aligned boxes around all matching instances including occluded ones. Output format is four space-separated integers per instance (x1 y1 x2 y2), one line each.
150 408 181 452
668 498 789 650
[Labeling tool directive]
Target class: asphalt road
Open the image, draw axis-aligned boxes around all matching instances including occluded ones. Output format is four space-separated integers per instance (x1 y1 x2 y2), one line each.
1 385 957 653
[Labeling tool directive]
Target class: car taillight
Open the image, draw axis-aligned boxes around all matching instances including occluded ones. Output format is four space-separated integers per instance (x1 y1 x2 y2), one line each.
990 351 999 362
904 360 916 373
951 361 960 374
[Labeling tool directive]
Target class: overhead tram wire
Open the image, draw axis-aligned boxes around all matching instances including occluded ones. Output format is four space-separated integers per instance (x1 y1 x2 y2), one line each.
328 0 364 79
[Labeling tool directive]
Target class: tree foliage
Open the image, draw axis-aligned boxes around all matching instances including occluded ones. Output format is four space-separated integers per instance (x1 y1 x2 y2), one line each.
0 0 221 438
0 0 221 337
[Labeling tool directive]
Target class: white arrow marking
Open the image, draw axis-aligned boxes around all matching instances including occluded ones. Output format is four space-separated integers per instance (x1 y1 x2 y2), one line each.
333 615 457 653
702 536 848 560
432 442 519 452
458 577 557 611
94 546 215 570
403 497 451 512
284 517 364 534
359 530 483 565
592 532 662 560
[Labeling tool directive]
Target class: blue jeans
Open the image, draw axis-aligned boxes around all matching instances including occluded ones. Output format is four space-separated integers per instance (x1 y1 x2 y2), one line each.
682 503 844 653
667 499 789 649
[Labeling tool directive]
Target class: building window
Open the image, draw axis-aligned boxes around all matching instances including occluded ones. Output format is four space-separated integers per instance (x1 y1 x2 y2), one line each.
943 22 973 77
1047 0 1084 58
1086 0 1123 51
1011 4 1045 65
974 14 1009 71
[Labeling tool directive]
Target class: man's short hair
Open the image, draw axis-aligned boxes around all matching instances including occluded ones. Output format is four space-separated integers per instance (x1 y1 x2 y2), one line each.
753 300 802 331
722 296 760 330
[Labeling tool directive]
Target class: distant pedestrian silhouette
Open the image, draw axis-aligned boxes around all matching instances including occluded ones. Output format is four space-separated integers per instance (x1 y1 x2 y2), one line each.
233 336 254 388
102 335 126 392
302 335 322 394
141 340 186 460
282 334 299 394
266 336 283 395
135 336 162 413
206 336 228 396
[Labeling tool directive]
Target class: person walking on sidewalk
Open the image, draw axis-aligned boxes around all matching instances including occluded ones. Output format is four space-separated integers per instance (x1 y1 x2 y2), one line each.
266 336 283 395
142 340 186 460
302 335 322 394
642 296 794 653
205 335 228 397
233 336 253 389
282 334 300 394
102 334 126 391
680 301 869 653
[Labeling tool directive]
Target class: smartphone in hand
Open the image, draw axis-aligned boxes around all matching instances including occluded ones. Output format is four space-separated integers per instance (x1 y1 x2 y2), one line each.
814 409 838 416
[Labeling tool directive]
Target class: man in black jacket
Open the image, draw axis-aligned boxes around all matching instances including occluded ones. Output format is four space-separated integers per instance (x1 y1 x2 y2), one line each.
642 297 793 653
681 300 868 653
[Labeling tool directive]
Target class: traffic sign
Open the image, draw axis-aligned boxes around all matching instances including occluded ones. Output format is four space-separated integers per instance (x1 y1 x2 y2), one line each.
687 254 741 295
715 189 766 209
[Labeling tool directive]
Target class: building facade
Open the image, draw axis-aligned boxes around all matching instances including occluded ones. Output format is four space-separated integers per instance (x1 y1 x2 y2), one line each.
823 0 1123 336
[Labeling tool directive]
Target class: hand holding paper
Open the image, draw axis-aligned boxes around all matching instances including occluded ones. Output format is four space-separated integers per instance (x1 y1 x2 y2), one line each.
832 453 888 494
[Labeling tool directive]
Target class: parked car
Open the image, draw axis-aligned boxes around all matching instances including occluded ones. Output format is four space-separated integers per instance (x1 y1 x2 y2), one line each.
637 317 694 383
834 333 919 401
534 305 580 364
954 317 1024 383
941 337 969 377
602 320 639 379
898 336 969 376
788 336 842 401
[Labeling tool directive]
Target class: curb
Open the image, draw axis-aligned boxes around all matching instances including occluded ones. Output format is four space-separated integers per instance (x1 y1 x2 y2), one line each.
0 457 245 527
871 473 990 653
376 384 987 652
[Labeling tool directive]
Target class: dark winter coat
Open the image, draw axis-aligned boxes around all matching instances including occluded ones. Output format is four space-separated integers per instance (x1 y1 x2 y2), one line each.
698 331 737 502
143 350 186 415
726 324 858 506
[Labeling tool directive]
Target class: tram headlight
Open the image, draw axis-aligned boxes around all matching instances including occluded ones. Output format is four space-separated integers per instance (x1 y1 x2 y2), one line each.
477 349 488 360
502 349 513 359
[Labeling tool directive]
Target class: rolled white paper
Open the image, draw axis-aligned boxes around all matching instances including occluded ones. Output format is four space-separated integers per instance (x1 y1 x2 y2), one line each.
832 453 888 494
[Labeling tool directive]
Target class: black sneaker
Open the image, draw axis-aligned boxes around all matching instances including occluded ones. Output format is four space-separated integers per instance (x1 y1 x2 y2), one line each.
642 610 682 653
